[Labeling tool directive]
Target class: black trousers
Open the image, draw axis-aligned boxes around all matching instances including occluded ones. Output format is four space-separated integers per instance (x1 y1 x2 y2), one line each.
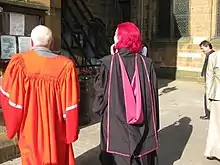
203 93 210 117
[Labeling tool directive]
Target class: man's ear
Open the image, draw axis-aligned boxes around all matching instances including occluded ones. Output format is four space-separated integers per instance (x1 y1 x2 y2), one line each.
49 39 54 50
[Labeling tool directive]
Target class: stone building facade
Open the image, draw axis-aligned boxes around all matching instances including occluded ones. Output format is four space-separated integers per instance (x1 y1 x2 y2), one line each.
81 0 220 82
149 0 220 82
1 0 217 81
65 0 218 82
1 0 219 163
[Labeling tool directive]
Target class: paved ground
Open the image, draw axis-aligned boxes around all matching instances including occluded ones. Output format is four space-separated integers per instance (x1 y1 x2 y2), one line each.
1 79 220 165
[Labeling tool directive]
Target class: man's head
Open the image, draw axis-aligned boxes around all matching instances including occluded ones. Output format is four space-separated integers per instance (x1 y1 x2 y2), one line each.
31 25 53 49
199 40 213 55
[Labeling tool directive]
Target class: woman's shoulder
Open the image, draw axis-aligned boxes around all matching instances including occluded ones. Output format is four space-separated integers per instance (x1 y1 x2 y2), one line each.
140 54 153 64
100 55 112 62
99 55 112 70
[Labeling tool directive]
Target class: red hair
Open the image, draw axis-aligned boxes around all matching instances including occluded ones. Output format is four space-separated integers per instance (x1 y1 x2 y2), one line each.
115 22 142 53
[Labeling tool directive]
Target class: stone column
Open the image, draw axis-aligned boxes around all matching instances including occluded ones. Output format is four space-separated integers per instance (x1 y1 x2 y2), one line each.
29 0 61 51
210 0 218 38
45 0 61 51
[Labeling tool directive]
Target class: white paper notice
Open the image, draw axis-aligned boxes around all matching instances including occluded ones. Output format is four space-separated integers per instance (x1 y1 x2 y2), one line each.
18 36 31 53
0 35 17 59
10 12 25 36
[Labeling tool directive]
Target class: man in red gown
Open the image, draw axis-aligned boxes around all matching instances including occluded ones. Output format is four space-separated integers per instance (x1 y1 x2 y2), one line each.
0 25 79 165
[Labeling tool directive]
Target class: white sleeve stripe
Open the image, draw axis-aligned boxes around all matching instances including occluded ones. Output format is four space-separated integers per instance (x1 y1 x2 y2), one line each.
0 87 9 97
0 87 22 110
66 104 78 111
8 100 22 110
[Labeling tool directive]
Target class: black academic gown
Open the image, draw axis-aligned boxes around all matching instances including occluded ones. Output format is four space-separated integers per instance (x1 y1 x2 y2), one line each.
93 48 159 165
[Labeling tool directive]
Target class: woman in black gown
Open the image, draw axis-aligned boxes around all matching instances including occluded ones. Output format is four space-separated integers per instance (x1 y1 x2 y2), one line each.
93 22 159 165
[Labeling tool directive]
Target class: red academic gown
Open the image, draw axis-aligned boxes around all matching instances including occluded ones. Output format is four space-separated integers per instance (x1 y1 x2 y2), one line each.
0 50 79 165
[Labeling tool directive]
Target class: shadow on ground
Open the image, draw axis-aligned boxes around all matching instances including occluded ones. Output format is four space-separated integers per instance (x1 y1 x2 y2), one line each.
79 113 100 129
158 117 193 165
159 86 178 96
76 145 101 165
158 79 174 89
76 117 192 165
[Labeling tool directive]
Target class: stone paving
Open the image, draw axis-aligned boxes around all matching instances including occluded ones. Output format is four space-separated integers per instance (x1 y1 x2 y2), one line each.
1 79 220 165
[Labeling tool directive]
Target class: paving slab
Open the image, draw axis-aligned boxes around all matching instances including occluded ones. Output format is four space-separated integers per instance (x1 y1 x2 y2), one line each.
1 79 219 165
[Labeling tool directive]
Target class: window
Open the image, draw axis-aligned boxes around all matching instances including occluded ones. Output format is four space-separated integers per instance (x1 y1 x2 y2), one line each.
173 0 189 37
156 0 189 39
2 12 42 36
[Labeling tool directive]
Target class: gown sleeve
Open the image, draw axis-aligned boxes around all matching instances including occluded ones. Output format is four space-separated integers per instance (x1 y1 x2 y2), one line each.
92 64 108 116
150 61 160 131
206 54 214 99
0 55 25 139
61 61 80 144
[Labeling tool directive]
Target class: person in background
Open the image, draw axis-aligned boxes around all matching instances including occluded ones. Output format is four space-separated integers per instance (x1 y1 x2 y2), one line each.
0 25 79 165
199 40 215 120
204 48 220 160
93 22 159 165
142 45 148 57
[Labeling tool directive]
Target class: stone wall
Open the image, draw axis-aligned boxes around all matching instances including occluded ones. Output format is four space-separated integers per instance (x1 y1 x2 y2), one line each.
45 0 61 51
4 0 218 81
190 0 212 37
0 0 62 51
150 0 220 81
